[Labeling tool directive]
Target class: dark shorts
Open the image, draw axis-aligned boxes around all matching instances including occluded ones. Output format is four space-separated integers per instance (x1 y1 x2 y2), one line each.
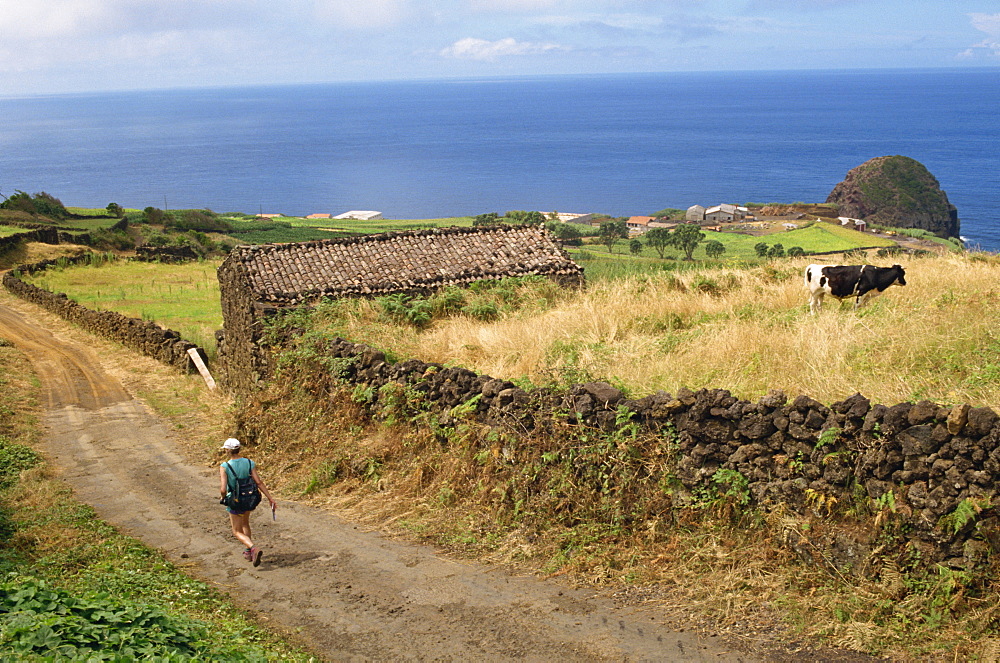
227 507 254 515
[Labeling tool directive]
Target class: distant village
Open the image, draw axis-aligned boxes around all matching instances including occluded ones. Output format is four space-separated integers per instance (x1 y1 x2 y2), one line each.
256 205 868 237
556 204 867 237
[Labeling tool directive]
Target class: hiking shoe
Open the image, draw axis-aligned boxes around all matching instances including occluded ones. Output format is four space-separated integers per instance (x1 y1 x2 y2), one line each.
242 548 252 561
251 546 262 567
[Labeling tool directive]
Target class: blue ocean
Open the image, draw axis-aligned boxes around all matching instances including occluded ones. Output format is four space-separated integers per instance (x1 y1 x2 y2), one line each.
1 69 998 250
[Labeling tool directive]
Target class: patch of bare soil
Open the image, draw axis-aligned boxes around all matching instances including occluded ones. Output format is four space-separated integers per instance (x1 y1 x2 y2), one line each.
0 292 762 662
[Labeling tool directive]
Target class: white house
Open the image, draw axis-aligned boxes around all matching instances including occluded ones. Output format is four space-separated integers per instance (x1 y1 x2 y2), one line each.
839 217 867 232
334 211 383 221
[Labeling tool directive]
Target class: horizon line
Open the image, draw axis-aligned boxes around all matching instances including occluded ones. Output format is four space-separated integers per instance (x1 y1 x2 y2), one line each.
2 64 999 101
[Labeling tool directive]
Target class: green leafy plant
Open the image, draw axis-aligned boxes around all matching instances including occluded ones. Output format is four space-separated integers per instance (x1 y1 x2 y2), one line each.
0 437 39 490
817 426 841 449
939 497 991 535
0 576 265 661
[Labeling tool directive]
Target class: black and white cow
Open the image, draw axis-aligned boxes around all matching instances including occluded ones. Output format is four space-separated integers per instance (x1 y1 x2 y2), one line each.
804 263 906 314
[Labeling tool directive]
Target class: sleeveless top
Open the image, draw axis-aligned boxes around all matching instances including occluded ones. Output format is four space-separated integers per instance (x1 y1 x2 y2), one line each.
221 457 255 481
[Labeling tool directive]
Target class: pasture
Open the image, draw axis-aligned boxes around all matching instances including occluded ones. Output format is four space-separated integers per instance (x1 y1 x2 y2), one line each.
296 251 1000 408
31 249 1000 409
22 258 224 355
578 221 897 261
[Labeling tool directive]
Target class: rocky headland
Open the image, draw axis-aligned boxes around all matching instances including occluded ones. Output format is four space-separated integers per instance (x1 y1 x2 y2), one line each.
827 155 960 239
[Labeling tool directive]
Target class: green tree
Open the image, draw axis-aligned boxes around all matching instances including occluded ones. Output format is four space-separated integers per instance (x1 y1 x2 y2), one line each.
629 238 643 256
704 239 726 258
667 223 705 260
504 210 544 224
0 190 67 218
106 202 124 218
0 190 35 213
768 243 785 258
31 192 68 218
545 221 582 243
474 212 501 226
644 227 672 259
598 220 628 253
143 206 167 225
787 246 805 257
754 242 769 258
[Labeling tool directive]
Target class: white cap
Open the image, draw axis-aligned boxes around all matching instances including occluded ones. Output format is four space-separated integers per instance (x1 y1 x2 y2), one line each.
221 438 241 450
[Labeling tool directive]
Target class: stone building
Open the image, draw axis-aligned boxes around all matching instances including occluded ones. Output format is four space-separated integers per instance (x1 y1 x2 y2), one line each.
216 224 584 393
704 204 749 223
685 205 706 222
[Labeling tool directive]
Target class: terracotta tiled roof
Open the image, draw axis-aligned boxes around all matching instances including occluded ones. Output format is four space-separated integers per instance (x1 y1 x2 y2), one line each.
225 225 583 302
627 216 654 226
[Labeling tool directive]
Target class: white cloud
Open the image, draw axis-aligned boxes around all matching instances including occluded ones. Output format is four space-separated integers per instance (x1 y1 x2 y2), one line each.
312 0 412 30
440 36 568 60
970 12 1000 36
962 12 1000 58
0 0 253 41
744 0 862 8
0 0 111 39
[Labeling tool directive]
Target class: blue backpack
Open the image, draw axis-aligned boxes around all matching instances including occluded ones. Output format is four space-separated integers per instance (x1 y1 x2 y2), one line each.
222 458 261 511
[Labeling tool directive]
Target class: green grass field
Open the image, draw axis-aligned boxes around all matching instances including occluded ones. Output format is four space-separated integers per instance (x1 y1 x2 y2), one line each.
220 215 475 245
284 216 475 233
22 259 224 354
574 221 894 264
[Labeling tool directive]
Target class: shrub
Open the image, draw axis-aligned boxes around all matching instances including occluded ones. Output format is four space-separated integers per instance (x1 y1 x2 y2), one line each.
0 190 68 219
90 229 135 251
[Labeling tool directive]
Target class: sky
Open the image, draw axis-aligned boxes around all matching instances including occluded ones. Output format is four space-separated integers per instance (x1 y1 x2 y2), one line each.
0 0 998 95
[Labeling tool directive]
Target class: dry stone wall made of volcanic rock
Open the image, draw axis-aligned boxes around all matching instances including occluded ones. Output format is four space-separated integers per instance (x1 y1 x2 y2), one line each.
2 256 205 372
0 227 61 255
0 227 97 256
297 336 1000 573
216 225 585 394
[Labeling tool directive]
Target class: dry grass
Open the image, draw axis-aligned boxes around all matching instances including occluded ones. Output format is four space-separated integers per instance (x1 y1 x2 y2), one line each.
319 252 1000 408
0 242 91 271
236 372 1000 661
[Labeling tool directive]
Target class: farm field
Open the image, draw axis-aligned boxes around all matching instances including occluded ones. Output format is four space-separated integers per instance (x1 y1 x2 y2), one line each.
220 215 475 244
24 249 1000 409
21 259 224 354
283 215 475 233
577 221 897 262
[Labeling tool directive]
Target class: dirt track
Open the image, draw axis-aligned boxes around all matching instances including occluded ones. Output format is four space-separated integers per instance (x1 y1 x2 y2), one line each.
0 298 755 662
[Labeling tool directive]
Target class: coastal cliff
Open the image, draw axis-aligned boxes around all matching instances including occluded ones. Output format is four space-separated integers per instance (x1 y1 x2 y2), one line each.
827 155 960 239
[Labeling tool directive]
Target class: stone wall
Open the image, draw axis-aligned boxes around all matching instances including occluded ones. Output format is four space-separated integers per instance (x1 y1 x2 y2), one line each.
0 228 60 255
135 245 200 262
2 256 205 372
0 227 96 256
291 335 1000 573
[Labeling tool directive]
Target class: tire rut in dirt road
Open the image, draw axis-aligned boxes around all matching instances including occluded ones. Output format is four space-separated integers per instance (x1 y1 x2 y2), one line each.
0 304 129 409
0 301 756 662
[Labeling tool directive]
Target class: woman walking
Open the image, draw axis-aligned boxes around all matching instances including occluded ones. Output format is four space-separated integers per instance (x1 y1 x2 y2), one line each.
219 438 276 566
